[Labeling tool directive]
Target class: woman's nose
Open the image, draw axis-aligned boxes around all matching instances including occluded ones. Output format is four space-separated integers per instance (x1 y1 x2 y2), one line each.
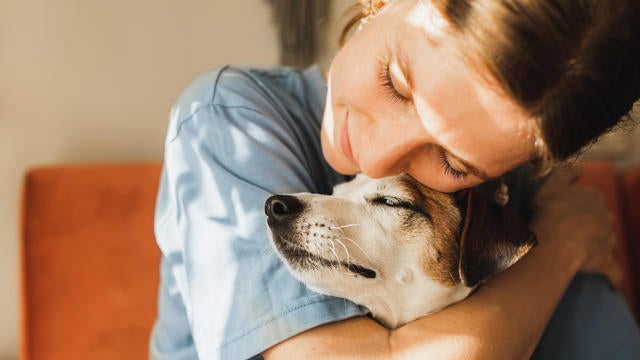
359 125 427 178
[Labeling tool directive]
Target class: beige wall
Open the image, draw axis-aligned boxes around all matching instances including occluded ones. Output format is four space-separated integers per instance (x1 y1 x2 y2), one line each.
0 0 281 357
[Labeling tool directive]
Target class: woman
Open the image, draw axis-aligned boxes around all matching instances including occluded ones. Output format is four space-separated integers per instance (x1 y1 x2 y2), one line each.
150 0 640 358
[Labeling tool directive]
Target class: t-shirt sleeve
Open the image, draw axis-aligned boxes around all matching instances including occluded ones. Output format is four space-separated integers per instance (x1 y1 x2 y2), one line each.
153 67 367 360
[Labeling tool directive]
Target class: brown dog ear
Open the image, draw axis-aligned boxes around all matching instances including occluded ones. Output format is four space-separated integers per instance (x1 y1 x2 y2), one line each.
458 189 537 287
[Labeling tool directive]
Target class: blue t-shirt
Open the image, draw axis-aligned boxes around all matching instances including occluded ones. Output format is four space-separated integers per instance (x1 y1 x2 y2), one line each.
150 65 369 360
150 65 543 360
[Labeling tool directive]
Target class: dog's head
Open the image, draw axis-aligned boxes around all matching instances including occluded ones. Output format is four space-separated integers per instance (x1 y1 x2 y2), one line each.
265 174 536 328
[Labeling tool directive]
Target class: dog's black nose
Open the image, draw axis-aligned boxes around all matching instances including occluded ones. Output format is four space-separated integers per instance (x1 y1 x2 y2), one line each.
265 195 304 222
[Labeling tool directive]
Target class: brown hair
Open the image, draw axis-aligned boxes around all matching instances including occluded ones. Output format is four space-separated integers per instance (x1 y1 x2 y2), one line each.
340 0 640 164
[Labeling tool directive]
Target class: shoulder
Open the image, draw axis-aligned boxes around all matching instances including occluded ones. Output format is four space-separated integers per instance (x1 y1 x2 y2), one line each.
160 64 337 195
165 65 326 145
167 66 279 140
172 66 292 105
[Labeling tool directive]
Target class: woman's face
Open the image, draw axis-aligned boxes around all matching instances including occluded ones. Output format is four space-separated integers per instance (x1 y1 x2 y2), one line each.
321 0 534 193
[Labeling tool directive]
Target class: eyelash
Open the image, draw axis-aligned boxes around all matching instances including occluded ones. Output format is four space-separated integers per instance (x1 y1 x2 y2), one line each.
438 149 469 182
379 62 411 104
371 196 432 220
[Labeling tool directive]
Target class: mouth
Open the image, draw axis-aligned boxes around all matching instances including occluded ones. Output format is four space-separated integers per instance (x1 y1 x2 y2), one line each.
273 234 377 279
340 110 358 168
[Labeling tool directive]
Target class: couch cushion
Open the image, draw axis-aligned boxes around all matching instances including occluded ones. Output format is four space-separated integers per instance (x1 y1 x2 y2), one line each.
20 163 162 360
621 166 640 316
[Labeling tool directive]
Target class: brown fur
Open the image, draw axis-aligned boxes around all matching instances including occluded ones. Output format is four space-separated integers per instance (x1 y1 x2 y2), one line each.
398 175 462 286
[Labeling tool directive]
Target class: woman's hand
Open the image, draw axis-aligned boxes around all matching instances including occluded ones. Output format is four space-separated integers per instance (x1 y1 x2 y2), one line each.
530 165 622 287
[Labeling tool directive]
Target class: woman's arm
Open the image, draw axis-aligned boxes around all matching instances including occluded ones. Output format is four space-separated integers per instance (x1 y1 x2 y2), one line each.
264 238 580 359
264 169 618 359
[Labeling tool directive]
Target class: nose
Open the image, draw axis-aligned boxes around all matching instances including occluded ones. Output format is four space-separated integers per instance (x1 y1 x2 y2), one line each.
354 106 432 178
265 195 305 223
361 131 427 179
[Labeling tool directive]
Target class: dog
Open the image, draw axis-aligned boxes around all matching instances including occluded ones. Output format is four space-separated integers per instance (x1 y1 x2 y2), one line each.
264 173 536 329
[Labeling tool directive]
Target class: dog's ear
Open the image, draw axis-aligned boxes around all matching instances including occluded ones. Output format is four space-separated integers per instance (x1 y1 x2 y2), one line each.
457 189 537 287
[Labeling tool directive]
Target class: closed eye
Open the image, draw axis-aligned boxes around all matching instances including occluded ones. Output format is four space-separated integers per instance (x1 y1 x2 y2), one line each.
438 148 469 183
371 196 415 210
378 61 411 105
370 196 432 221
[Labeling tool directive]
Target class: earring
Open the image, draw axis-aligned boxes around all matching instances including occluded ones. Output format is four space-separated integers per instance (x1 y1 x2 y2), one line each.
494 177 509 206
358 0 381 30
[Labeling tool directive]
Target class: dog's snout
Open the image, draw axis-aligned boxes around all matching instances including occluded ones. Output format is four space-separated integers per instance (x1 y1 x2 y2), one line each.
265 195 304 221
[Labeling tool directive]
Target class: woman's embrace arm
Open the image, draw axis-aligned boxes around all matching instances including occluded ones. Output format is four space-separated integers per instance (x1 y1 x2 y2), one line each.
265 230 582 360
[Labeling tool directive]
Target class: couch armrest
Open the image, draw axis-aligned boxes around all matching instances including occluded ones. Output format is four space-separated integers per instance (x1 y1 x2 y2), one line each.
20 163 162 360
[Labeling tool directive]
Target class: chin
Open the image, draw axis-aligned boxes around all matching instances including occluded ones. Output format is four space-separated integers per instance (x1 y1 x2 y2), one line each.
328 155 359 175
321 138 357 175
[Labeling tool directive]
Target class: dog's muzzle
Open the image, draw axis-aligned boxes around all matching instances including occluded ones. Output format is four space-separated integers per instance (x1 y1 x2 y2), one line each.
264 194 377 279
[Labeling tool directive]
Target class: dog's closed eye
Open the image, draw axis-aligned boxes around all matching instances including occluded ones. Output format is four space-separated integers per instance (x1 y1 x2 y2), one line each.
370 196 432 221
370 196 414 209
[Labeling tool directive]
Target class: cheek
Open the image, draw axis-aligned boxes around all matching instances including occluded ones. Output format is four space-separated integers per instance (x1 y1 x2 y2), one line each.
320 87 336 151
330 34 385 107
330 62 367 108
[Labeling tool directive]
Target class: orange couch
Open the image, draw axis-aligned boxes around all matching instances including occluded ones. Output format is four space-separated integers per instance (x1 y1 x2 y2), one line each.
19 161 640 359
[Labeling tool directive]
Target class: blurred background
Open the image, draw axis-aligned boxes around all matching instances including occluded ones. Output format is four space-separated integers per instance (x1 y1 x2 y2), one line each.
1 0 638 358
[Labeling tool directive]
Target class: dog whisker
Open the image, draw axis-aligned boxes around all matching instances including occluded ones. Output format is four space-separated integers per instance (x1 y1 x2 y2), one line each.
330 228 369 261
326 223 375 265
331 237 351 263
327 240 342 264
338 235 375 264
329 223 360 230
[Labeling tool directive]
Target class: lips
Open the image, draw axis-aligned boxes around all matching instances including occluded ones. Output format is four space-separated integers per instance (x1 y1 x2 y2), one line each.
340 111 358 168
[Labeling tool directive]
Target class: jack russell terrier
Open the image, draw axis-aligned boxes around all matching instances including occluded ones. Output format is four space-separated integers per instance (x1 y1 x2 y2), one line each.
265 173 537 329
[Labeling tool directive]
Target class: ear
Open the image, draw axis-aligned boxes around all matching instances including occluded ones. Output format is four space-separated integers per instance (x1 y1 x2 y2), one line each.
458 189 537 287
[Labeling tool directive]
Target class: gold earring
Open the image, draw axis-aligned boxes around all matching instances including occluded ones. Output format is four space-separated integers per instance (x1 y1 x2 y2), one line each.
358 0 381 30
494 177 509 206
